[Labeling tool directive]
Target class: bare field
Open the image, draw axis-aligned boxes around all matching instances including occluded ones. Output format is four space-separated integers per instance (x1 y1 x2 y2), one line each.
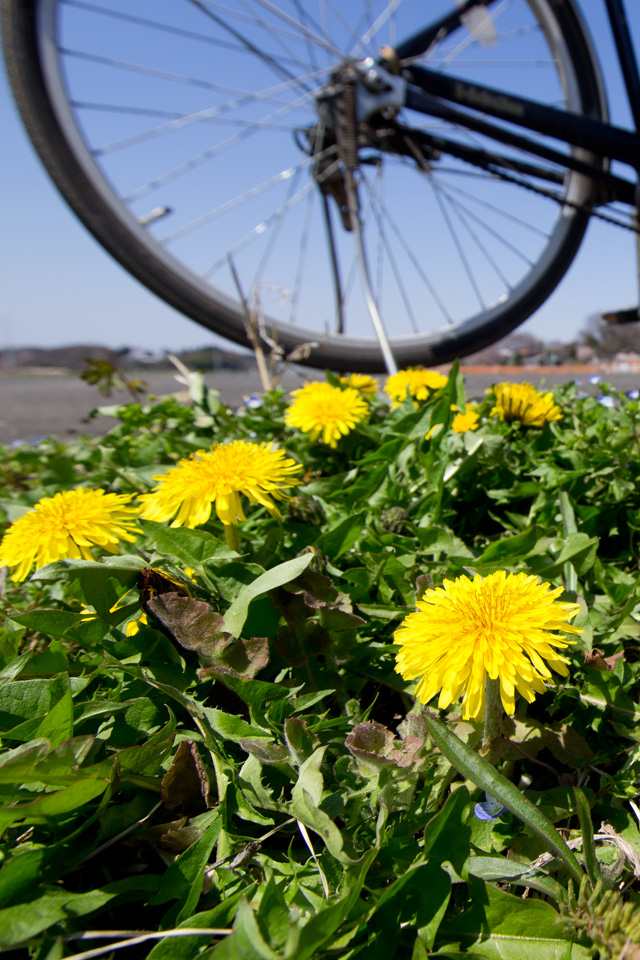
2 366 640 445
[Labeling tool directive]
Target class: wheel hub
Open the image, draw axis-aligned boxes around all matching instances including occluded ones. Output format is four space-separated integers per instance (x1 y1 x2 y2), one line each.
306 59 407 230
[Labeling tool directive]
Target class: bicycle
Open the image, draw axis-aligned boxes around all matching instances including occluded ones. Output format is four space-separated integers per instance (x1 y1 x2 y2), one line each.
2 0 638 372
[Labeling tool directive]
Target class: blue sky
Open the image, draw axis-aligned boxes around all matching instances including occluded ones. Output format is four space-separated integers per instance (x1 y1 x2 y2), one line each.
1 2 639 354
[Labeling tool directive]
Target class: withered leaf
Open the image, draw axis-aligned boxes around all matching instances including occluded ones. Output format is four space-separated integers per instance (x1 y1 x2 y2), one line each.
146 593 229 658
583 648 625 672
146 593 269 678
345 720 423 771
238 739 289 764
161 740 210 816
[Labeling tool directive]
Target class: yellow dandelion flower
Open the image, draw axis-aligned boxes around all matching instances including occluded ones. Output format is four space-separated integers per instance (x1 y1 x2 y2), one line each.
137 440 301 528
285 381 369 448
491 382 562 426
338 374 379 395
394 570 581 721
385 367 449 408
452 409 480 433
0 488 140 582
126 613 149 637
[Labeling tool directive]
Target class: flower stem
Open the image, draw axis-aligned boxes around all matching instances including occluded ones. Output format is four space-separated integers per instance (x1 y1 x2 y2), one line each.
483 676 503 747
224 524 240 553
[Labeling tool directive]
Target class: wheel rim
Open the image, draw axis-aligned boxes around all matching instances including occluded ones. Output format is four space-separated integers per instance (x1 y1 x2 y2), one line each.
29 0 598 370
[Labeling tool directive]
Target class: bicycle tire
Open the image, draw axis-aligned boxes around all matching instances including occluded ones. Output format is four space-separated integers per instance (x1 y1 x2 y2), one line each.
2 0 607 372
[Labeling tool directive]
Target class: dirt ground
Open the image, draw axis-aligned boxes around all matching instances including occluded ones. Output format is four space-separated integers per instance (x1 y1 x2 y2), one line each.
2 366 640 445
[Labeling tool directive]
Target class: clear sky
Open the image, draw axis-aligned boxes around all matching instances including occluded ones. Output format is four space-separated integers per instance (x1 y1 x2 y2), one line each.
1 2 639 355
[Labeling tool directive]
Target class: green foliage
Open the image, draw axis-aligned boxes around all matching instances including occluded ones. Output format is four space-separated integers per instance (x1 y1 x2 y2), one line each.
1 373 640 956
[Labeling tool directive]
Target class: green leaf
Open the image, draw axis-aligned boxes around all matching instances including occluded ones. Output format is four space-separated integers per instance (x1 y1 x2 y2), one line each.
314 511 367 559
146 891 250 960
203 707 272 743
0 776 111 833
0 847 47 906
0 675 70 732
141 520 236 567
438 878 589 959
35 676 73 747
366 862 451 955
14 610 107 644
0 652 32 681
288 850 378 960
0 876 160 949
223 555 313 638
0 740 51 784
476 528 544 564
423 714 584 885
291 747 358 864
222 897 280 960
148 817 221 919
31 556 144 621
468 856 563 901
574 787 601 885
424 786 471 879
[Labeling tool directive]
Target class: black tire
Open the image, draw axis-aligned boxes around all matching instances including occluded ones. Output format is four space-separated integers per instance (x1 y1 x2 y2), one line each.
2 0 606 372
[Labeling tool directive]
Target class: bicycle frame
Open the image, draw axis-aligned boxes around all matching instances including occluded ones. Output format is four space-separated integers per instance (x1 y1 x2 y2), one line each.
396 0 640 209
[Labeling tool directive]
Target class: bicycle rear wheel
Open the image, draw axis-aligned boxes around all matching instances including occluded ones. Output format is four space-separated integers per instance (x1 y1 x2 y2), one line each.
2 0 606 372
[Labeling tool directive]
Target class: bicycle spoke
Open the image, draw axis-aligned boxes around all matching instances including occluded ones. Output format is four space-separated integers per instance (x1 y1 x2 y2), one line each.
254 167 304 285
432 177 513 288
95 82 317 156
63 48 323 108
242 0 347 61
186 0 306 86
366 178 421 335
61 0 260 55
159 146 336 244
234 0 325 78
120 93 319 205
289 188 315 326
437 0 513 68
291 0 321 71
432 176 549 240
431 179 486 311
351 0 407 59
201 155 342 278
360 162 452 325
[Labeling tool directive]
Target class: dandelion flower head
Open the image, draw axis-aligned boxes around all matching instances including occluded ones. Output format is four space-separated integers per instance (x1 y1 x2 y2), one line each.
385 367 449 408
0 488 140 582
394 570 581 721
285 381 369 448
138 440 301 528
491 382 561 426
338 373 379 395
451 404 480 434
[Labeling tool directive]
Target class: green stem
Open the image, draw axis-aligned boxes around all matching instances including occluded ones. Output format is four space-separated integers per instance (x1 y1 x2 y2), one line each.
224 524 240 552
482 676 503 747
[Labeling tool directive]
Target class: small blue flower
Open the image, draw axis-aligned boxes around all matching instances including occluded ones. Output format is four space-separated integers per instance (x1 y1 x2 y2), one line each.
244 394 263 409
627 389 640 401
474 793 507 821
597 395 615 408
589 374 602 385
575 392 589 400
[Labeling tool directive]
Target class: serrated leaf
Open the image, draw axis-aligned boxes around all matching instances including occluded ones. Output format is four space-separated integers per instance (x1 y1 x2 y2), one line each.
141 520 236 566
223 555 313 638
423 714 584 884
